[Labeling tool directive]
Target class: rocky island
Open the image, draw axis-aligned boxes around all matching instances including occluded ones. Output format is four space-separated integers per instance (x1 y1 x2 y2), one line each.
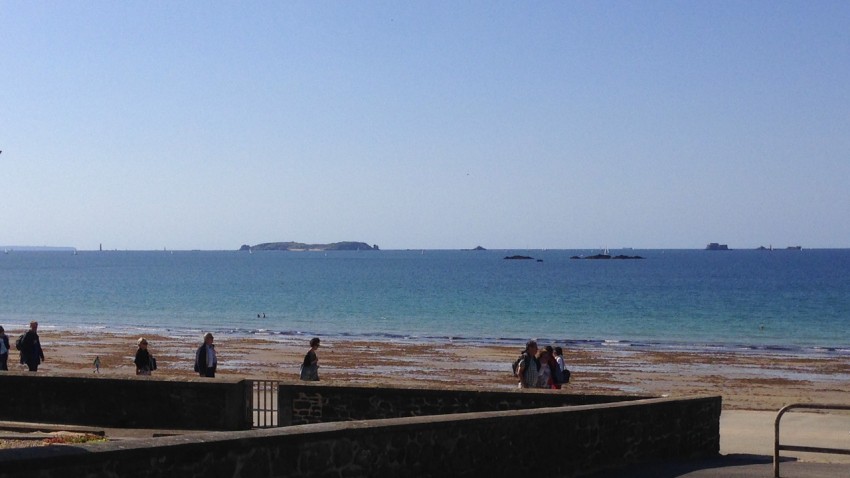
240 241 378 252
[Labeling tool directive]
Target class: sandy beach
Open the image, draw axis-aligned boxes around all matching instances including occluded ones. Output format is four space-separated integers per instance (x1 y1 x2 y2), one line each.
10 328 850 411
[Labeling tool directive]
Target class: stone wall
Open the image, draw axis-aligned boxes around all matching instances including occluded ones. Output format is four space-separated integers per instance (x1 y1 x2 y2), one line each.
0 396 721 478
280 382 648 425
0 372 252 430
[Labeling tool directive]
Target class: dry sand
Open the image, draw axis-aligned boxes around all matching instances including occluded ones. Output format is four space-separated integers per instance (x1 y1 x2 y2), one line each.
11 329 850 411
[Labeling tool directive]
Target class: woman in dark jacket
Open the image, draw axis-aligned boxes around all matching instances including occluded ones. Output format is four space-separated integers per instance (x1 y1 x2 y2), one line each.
134 338 155 375
299 337 320 381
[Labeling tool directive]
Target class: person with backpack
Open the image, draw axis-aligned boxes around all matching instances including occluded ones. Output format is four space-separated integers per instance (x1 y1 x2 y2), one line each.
134 337 156 376
19 321 45 372
515 340 539 389
0 326 9 371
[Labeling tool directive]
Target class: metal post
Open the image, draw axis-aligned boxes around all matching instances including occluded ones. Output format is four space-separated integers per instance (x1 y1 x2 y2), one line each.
774 403 850 478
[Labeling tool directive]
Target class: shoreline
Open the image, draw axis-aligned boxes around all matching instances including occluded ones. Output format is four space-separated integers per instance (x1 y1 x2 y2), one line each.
11 323 850 359
8 327 850 411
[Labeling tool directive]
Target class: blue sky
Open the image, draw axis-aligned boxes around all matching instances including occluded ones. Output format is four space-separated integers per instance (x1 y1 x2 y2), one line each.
2 1 848 250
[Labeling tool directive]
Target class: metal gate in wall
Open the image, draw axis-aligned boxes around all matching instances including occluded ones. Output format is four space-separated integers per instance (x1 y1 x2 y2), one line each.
251 380 282 428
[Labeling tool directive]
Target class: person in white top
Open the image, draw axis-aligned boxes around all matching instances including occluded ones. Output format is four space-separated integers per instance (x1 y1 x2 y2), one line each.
554 346 566 373
553 346 570 385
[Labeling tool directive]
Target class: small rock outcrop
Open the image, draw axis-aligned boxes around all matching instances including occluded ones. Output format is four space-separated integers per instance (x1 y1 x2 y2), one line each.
570 254 644 260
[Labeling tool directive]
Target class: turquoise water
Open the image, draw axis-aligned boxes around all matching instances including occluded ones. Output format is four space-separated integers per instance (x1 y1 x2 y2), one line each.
1 249 848 354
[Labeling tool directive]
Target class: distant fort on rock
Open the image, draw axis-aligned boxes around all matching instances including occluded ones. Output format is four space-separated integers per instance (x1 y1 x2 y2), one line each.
239 241 378 252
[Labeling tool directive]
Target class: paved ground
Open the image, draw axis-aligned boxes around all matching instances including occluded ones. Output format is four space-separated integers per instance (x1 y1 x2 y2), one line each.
721 410 850 463
589 410 850 477
588 455 848 478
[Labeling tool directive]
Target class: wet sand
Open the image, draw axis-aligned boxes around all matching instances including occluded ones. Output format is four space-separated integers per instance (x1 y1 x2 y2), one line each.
13 329 850 411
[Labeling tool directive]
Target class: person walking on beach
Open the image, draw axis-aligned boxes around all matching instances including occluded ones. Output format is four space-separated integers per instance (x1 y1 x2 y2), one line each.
299 337 320 381
19 321 44 372
517 340 539 388
134 338 155 376
194 332 217 378
0 326 9 371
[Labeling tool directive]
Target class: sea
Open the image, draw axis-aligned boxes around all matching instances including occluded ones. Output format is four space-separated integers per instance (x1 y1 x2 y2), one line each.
1 248 849 357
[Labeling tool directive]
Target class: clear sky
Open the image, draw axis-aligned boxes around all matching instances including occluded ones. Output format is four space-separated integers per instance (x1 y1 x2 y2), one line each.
2 1 848 250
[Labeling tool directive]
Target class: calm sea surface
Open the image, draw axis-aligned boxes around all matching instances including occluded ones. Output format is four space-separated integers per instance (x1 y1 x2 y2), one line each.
1 249 848 355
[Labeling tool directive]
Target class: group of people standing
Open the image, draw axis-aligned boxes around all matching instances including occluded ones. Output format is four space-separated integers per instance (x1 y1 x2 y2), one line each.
516 339 570 389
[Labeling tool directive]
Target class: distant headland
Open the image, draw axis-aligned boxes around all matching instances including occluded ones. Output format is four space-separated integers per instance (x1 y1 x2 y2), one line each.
756 245 802 251
2 246 76 252
708 243 804 251
239 241 378 252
